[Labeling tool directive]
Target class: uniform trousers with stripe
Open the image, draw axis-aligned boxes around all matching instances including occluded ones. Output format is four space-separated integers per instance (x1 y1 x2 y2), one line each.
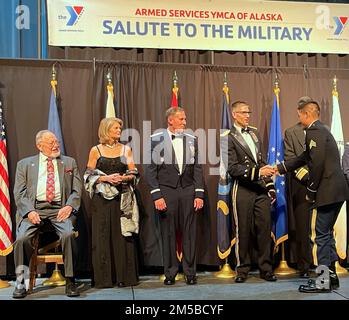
14 201 77 278
234 185 273 275
310 202 343 267
158 184 197 279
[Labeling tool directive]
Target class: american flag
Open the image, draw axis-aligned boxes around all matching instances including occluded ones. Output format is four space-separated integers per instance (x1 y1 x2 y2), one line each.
0 101 12 256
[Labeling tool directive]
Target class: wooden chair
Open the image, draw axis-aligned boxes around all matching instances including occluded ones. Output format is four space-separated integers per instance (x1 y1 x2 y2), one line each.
28 223 78 294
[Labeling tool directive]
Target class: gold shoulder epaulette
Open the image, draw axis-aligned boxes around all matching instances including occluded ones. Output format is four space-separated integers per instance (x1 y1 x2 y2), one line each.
220 129 230 137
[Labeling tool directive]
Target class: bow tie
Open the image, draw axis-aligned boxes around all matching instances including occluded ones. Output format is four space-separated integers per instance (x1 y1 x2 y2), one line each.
171 134 183 140
241 127 250 134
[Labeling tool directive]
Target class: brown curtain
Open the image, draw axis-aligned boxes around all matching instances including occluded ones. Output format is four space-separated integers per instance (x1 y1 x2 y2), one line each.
1 58 349 276
48 47 349 69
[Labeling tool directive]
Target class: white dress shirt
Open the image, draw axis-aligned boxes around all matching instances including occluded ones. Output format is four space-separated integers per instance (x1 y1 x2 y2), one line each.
36 152 61 202
234 124 257 162
167 129 184 174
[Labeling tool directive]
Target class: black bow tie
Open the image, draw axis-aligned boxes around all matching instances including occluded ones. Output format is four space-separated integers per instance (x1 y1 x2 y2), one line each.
171 134 183 140
241 127 250 134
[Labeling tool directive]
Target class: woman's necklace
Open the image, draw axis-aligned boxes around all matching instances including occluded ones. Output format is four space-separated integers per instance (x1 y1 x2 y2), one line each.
105 142 117 149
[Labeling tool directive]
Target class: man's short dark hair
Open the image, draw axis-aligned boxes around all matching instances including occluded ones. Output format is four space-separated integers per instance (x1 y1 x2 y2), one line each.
231 101 249 112
298 100 320 116
297 96 312 109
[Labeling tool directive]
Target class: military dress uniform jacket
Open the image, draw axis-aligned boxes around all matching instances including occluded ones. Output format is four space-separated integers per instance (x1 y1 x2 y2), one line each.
227 126 274 193
343 143 349 186
144 130 204 201
284 123 309 183
278 120 349 208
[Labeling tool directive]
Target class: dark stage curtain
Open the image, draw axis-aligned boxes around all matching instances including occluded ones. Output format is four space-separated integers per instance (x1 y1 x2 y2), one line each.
1 57 349 276
48 47 349 69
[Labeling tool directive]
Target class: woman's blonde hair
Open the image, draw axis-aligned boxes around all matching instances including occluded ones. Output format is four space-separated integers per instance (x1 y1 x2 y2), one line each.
98 117 123 144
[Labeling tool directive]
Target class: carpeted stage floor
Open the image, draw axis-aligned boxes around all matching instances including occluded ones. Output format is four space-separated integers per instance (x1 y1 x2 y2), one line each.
1 270 349 300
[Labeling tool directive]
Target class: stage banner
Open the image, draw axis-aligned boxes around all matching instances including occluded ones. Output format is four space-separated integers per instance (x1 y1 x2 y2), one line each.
47 0 349 54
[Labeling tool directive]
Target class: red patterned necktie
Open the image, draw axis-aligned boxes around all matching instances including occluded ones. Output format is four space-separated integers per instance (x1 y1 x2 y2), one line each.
46 158 55 203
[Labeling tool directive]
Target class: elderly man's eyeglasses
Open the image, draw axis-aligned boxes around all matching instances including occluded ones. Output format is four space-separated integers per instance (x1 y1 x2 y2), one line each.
235 111 252 115
42 140 60 147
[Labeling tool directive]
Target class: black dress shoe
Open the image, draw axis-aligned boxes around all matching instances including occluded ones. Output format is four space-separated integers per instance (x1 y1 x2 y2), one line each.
235 274 247 283
308 273 340 290
299 282 331 293
66 281 80 297
330 272 340 290
185 275 197 285
12 287 27 299
260 271 277 282
163 277 175 285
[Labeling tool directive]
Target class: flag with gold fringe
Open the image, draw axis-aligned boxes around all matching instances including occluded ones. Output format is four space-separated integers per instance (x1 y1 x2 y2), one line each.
268 86 288 250
171 71 181 108
170 71 183 261
48 69 65 154
217 79 234 260
331 82 347 260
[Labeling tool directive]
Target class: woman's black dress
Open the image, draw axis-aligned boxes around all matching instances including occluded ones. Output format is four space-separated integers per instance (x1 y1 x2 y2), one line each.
91 153 139 288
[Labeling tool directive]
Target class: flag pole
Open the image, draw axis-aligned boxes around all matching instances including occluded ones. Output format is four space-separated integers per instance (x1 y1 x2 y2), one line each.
160 71 184 282
44 66 67 286
271 74 296 276
214 258 236 278
274 243 297 275
214 72 236 278
332 75 348 275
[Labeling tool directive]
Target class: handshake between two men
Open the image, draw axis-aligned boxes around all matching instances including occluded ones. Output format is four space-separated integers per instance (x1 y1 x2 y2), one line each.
259 164 278 178
259 164 280 205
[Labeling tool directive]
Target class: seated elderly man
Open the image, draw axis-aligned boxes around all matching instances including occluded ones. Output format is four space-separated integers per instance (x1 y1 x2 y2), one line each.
13 130 82 298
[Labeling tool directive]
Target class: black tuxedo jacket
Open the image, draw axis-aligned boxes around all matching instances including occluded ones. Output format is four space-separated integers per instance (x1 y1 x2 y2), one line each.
144 129 204 201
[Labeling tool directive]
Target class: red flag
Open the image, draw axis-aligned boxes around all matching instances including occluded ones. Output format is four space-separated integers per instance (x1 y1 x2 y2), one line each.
171 85 179 108
0 101 13 256
171 72 180 108
170 72 182 260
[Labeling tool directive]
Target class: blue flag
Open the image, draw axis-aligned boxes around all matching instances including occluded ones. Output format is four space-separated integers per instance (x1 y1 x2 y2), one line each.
216 83 234 260
48 81 65 155
267 89 287 249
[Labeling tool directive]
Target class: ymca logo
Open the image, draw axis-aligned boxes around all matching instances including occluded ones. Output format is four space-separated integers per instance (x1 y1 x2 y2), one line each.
65 6 84 26
333 16 348 35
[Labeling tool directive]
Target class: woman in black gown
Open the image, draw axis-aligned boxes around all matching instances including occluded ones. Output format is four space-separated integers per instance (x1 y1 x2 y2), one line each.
85 117 139 288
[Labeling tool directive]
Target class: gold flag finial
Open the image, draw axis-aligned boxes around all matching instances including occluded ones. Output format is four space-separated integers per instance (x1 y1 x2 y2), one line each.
51 63 57 96
51 63 57 81
333 75 338 91
106 68 112 85
223 72 227 86
274 73 279 89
